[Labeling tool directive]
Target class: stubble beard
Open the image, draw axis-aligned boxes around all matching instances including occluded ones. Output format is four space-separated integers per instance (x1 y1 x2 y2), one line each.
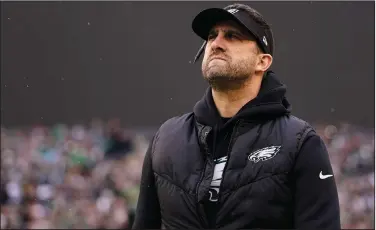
202 59 253 92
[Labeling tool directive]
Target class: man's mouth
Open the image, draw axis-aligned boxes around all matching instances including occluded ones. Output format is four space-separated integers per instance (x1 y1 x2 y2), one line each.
210 56 226 62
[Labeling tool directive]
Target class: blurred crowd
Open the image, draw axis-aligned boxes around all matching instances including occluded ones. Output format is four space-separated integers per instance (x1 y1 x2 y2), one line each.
0 119 374 229
1 119 148 229
316 123 374 229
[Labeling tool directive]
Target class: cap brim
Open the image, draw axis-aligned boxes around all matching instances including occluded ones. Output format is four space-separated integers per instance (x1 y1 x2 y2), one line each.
192 8 245 41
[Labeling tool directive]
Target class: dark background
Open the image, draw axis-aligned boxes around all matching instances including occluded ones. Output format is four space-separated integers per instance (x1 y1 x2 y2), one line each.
1 1 374 129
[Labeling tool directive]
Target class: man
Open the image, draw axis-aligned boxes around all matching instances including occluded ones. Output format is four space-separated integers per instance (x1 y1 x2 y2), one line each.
133 3 341 229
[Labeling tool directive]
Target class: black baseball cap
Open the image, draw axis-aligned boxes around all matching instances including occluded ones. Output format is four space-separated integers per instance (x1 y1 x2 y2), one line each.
191 6 274 63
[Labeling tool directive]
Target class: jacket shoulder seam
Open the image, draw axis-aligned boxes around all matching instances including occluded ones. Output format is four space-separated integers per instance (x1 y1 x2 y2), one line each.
152 112 193 156
287 115 315 153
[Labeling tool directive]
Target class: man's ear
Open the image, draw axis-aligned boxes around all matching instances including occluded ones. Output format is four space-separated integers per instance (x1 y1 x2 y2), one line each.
255 54 273 72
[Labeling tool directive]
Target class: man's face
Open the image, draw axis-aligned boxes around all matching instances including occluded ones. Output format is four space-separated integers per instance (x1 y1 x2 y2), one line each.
201 20 261 91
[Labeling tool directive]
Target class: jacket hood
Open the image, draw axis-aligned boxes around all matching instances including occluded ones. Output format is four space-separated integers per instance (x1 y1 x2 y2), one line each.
193 70 291 127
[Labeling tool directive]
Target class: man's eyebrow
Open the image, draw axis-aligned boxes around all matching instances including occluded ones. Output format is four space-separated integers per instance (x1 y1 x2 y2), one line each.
208 28 243 35
227 28 257 40
208 28 217 35
228 29 244 36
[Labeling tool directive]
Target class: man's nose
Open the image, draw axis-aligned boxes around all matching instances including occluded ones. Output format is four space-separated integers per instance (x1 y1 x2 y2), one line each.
210 33 226 51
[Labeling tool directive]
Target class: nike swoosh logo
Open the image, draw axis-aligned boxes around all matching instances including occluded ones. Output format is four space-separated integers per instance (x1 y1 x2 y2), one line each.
319 171 333 179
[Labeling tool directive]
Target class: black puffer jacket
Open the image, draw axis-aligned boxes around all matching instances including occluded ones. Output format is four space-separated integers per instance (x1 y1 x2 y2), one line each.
133 71 340 229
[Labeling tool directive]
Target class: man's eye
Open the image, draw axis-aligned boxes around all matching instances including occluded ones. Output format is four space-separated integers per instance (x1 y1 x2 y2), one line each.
226 32 239 40
208 33 216 40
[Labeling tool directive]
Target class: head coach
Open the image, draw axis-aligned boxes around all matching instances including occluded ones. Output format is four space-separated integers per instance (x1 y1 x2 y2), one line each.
132 3 341 229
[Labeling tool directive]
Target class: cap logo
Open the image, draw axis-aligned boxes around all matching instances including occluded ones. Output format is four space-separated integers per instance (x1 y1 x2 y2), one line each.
262 36 268 46
227 9 239 14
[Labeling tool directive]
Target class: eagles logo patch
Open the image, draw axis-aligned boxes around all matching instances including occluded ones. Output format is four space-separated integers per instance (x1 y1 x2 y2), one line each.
248 146 281 163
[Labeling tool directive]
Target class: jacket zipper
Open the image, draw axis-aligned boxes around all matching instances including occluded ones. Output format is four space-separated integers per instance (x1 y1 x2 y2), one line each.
211 122 219 159
196 159 207 227
195 126 211 227
214 120 242 226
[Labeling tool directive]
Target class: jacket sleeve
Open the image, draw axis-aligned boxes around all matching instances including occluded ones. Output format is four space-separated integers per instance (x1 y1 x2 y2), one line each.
132 136 161 229
293 131 341 230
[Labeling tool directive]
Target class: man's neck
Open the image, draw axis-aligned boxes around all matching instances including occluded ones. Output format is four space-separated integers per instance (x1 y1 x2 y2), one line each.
212 75 263 118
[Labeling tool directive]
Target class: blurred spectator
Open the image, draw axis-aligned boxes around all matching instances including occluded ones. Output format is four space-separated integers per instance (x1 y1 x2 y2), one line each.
0 119 374 229
104 118 134 160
